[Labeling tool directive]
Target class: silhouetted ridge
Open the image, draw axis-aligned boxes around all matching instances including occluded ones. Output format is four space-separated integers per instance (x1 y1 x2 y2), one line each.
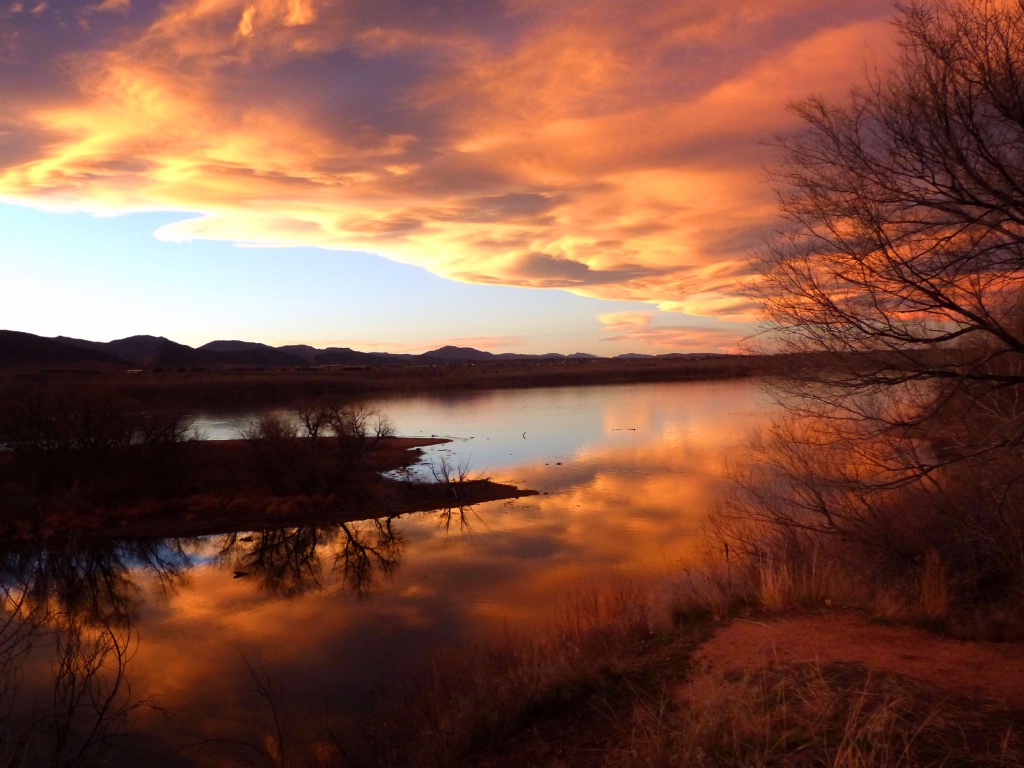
144 340 211 369
106 335 172 365
0 329 744 372
277 344 319 364
57 335 171 366
422 346 497 361
197 341 307 368
279 346 414 367
0 331 127 369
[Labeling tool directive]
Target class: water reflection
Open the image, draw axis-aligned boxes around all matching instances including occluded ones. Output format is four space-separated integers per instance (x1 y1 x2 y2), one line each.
0 500 478 765
0 543 150 767
215 520 405 598
0 380 774 765
1 538 190 626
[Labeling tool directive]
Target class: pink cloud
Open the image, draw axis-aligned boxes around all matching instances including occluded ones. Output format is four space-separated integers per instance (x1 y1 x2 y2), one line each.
599 311 755 354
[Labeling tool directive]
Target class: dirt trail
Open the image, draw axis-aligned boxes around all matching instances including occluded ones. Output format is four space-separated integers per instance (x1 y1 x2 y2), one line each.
692 612 1024 708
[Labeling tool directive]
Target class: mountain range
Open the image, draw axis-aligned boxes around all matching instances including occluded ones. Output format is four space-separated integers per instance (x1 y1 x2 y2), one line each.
0 330 725 372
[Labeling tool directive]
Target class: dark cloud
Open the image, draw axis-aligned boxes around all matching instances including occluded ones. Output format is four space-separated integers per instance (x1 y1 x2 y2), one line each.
455 193 560 223
460 252 674 289
0 122 63 169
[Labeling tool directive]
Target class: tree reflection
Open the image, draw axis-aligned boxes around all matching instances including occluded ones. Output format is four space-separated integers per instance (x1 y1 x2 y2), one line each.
435 503 476 536
0 570 149 766
215 505 475 598
216 518 405 598
33 613 143 767
334 518 403 596
0 501 480 764
0 537 191 764
0 579 37 730
0 538 191 626
217 526 329 598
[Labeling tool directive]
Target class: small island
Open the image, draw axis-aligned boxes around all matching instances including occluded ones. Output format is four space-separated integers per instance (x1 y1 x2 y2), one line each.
0 399 536 544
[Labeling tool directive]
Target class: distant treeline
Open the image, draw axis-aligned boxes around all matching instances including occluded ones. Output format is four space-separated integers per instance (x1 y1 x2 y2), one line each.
0 354 783 410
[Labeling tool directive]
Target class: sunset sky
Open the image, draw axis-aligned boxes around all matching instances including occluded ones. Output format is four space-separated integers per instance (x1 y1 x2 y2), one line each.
0 0 895 355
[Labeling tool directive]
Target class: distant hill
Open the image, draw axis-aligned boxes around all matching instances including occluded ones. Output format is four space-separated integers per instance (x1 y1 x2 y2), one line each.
616 352 730 360
277 344 320 364
58 335 169 366
144 339 217 370
279 345 414 367
0 329 738 373
422 347 601 363
422 345 498 362
197 341 308 368
0 330 128 370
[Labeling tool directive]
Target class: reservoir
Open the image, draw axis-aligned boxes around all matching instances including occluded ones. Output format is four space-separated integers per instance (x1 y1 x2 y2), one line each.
4 378 776 765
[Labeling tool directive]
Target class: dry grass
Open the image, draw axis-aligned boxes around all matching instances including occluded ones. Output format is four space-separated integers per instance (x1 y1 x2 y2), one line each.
706 408 1024 640
918 549 951 621
618 659 1024 768
698 481 1024 640
191 569 1024 768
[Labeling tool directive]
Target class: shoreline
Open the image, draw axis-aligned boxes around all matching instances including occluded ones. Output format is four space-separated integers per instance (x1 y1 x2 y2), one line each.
0 355 770 410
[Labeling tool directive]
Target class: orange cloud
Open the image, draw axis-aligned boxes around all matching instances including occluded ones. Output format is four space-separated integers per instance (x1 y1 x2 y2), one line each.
334 335 528 354
0 0 897 322
599 310 754 354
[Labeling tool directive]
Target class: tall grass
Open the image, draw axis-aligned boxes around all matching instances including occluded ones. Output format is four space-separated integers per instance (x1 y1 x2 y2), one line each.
701 408 1024 639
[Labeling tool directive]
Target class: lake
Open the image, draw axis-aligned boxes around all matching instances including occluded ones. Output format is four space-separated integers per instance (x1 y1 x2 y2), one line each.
3 378 775 765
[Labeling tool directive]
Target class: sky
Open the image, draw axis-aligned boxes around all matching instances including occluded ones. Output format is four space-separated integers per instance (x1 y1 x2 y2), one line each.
0 0 896 355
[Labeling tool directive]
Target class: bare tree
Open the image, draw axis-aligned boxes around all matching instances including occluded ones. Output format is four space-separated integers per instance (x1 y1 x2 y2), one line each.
740 0 1024 606
758 0 1024 458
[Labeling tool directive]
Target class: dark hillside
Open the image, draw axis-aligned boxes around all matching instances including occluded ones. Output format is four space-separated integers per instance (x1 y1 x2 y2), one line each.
58 334 171 366
144 339 215 369
197 340 307 368
421 345 498 362
0 330 128 370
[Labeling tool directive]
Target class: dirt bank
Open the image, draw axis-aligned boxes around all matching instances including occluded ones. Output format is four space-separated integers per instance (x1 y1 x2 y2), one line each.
691 611 1024 709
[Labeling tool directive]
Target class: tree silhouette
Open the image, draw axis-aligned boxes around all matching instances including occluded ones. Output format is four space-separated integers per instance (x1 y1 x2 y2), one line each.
758 0 1024 463
738 0 1024 604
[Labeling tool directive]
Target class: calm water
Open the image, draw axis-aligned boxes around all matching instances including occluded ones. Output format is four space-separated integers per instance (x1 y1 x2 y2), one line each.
5 379 775 765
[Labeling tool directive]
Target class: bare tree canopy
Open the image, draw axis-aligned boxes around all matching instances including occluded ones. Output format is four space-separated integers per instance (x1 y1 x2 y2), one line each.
759 0 1024 413
728 0 1024 621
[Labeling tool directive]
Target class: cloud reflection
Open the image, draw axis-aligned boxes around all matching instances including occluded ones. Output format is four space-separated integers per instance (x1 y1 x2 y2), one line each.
71 380 778 757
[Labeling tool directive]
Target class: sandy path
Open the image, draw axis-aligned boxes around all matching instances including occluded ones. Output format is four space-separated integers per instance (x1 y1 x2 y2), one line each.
692 612 1024 708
